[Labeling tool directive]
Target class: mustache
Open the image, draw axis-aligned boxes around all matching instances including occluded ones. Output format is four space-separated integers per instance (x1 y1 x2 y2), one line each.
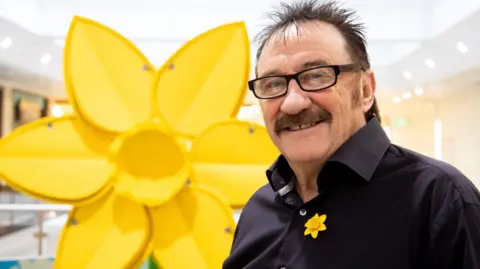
274 106 332 134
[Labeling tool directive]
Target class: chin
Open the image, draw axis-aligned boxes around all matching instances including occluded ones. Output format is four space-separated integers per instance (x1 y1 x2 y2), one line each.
281 143 330 164
274 123 332 163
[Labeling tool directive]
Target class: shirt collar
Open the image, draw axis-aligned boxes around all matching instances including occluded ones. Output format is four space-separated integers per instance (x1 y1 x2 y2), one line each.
267 117 390 193
266 154 294 193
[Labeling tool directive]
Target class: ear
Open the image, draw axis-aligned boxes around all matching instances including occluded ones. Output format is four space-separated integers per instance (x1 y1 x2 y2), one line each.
362 70 376 112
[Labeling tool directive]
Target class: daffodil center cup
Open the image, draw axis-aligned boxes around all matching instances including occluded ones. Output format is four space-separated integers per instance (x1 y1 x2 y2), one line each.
310 219 321 229
110 125 190 207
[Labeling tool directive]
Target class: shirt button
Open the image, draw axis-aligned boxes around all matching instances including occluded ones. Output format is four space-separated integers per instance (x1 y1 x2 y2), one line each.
279 267 286 269
299 209 307 216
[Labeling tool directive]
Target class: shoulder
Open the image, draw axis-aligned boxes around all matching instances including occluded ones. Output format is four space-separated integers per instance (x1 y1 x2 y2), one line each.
388 144 480 206
231 184 279 245
245 183 277 208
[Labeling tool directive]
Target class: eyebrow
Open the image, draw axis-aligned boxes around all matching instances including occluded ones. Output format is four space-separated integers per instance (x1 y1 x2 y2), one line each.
302 59 330 69
257 59 331 78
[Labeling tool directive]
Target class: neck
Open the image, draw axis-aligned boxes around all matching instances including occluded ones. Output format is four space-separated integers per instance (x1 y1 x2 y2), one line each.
289 160 324 203
288 116 368 202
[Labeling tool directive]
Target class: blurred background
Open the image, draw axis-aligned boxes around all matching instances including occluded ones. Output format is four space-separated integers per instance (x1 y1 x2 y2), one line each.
0 0 479 267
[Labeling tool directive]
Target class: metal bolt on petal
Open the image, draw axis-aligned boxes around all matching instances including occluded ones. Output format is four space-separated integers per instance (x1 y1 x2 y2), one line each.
69 218 78 226
142 64 151 72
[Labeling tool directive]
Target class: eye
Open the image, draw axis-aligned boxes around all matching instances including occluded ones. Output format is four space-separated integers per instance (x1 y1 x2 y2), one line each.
266 81 281 88
304 73 323 79
264 78 285 89
300 68 335 83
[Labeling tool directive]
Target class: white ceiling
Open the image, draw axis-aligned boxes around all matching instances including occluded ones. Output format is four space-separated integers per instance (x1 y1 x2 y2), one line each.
0 0 479 100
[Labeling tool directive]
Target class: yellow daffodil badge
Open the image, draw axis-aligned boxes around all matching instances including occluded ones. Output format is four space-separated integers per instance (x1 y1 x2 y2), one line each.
304 213 328 239
0 16 279 269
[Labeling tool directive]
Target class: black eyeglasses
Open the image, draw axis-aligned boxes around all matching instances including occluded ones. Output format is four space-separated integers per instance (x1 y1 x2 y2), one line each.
248 64 363 99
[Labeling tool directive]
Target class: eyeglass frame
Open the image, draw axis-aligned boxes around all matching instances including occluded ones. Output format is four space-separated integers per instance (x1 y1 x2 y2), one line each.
248 64 364 100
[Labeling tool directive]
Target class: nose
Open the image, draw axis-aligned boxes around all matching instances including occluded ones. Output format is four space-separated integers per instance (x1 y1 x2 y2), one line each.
280 81 312 115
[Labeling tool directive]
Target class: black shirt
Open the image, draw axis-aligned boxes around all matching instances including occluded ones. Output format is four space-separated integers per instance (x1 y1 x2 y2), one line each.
223 118 480 269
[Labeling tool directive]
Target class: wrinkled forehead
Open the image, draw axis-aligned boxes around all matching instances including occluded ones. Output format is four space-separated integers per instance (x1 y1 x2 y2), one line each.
256 21 351 77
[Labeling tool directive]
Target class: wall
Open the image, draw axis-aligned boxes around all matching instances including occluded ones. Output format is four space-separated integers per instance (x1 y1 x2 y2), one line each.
0 84 13 136
0 80 52 136
379 87 480 188
437 88 480 185
379 98 437 158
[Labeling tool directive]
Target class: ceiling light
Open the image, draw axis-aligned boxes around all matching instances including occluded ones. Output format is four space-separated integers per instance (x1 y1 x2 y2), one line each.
414 87 424 95
456 41 468 53
40 53 52 65
393 96 401 103
0 37 12 49
403 71 412 80
51 105 64 117
424 59 436 68
402 92 412 99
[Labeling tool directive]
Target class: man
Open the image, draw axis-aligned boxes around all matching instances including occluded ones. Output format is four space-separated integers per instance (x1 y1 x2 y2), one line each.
223 1 480 268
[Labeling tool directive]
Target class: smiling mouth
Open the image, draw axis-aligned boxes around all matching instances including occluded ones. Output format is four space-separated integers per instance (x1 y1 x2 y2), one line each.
285 120 324 132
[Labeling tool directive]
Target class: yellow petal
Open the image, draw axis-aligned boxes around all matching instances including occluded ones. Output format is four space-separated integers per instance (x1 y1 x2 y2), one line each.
0 116 112 204
55 193 152 269
319 214 327 223
110 123 190 207
319 224 327 231
311 230 319 239
304 228 313 236
155 22 250 137
190 120 279 208
151 184 234 269
65 16 155 134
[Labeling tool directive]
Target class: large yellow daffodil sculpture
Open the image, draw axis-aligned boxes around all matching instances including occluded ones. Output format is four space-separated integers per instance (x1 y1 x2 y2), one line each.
0 17 279 269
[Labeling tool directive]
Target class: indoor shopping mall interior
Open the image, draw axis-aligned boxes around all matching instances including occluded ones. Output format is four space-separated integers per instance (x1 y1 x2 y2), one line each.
0 0 479 268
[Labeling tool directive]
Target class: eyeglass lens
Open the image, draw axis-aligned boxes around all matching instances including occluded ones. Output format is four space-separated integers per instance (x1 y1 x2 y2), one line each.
253 67 336 98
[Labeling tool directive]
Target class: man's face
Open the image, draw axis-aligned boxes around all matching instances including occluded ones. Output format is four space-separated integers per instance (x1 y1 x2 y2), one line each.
256 21 375 164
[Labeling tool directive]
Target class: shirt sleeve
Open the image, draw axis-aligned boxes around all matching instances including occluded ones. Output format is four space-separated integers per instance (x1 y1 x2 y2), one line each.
461 203 480 268
425 178 480 269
